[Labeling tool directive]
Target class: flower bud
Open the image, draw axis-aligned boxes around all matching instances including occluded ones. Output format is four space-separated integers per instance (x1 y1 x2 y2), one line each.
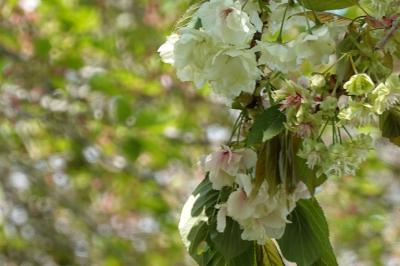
310 74 326 89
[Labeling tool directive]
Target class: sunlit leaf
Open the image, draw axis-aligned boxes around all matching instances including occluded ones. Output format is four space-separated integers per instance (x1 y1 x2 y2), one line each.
299 0 358 11
263 240 284 266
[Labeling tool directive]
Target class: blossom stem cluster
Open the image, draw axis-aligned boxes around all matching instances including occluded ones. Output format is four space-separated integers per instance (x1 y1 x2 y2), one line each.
159 0 400 263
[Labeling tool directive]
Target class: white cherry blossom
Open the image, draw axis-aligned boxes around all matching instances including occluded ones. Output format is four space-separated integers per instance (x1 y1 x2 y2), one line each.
197 0 256 45
208 47 262 98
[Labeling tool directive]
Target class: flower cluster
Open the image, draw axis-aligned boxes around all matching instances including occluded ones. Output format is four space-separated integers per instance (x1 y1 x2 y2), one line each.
159 0 262 98
258 25 343 73
160 0 400 263
270 73 400 180
204 146 310 243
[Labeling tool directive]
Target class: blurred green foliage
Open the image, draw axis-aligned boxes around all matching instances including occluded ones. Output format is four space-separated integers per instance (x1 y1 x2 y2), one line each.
0 0 231 265
0 1 399 266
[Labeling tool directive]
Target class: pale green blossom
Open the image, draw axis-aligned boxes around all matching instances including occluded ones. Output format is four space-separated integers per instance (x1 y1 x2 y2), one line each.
322 134 373 177
265 0 309 36
343 74 375 96
293 26 337 67
258 25 341 74
372 74 400 114
299 135 373 178
257 41 298 73
338 99 378 126
360 0 400 17
298 139 327 170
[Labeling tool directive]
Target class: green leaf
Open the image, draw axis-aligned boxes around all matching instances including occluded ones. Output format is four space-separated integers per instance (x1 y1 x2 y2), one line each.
277 198 337 266
109 96 132 124
228 242 256 266
180 190 213 264
188 221 209 257
380 106 400 146
299 0 358 11
335 33 358 85
210 218 252 260
191 176 220 217
247 106 285 146
121 138 142 162
263 240 285 266
198 247 225 266
231 92 254 110
34 38 51 59
56 53 84 69
90 73 119 94
312 246 338 266
294 156 327 195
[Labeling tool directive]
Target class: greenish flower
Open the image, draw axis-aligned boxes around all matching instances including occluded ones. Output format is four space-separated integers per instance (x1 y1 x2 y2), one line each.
343 74 375 96
298 139 327 170
321 134 373 177
338 99 377 126
371 74 400 114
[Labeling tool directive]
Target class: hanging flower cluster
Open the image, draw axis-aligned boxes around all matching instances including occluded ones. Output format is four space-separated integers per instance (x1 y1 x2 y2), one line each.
160 0 400 265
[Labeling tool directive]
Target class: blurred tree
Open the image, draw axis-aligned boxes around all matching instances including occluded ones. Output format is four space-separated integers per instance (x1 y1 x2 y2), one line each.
0 0 231 265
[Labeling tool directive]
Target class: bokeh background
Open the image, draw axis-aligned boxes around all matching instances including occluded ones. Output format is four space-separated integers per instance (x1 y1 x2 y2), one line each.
0 0 399 265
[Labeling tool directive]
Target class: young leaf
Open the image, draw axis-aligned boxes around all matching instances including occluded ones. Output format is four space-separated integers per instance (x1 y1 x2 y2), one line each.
252 136 281 198
299 0 358 11
247 106 286 146
210 218 252 260
277 198 338 266
263 240 285 266
174 1 206 30
380 106 400 147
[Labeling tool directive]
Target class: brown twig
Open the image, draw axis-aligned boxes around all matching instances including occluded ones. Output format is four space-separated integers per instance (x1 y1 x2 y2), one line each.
375 19 400 50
